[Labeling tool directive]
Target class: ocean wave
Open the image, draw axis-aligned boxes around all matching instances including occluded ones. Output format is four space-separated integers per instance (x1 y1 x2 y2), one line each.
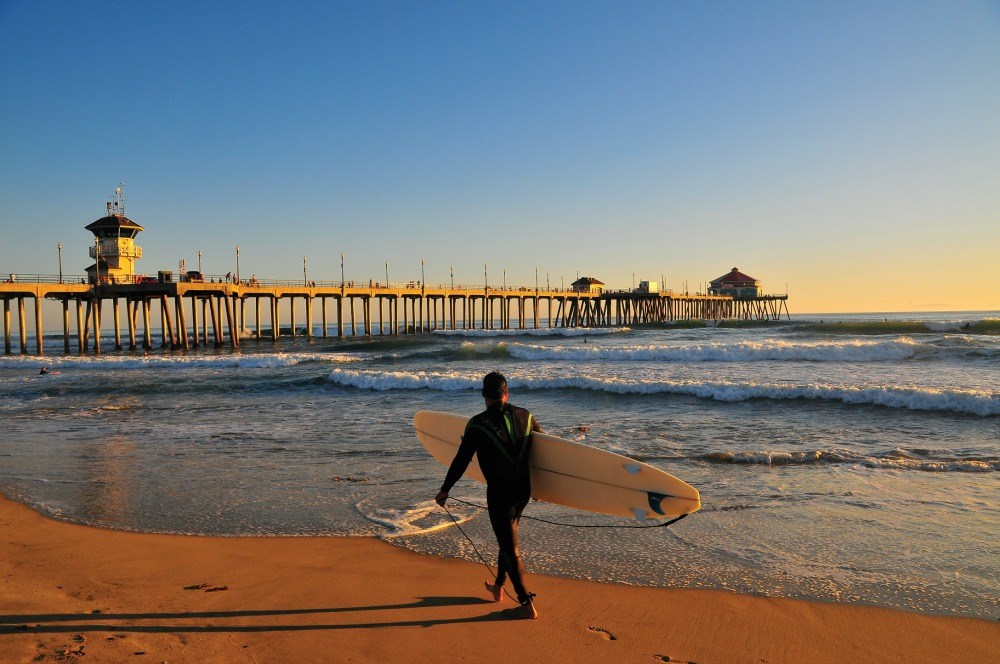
0 352 365 371
433 327 629 338
326 369 1000 416
704 448 999 473
504 338 921 363
797 317 1000 336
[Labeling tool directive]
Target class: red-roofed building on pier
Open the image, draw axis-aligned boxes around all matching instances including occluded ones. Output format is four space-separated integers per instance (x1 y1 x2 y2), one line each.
709 267 762 299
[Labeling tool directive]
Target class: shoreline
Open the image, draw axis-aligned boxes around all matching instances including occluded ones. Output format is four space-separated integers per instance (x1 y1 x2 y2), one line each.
1 493 995 663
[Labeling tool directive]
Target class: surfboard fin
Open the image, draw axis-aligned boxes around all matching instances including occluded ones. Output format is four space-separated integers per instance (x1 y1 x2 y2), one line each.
631 508 651 523
647 491 668 515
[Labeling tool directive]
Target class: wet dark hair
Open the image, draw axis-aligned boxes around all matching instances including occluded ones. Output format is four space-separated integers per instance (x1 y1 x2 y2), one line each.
481 371 508 400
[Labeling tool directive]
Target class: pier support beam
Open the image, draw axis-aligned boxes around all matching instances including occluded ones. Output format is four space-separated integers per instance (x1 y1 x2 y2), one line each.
177 296 189 350
223 293 238 349
113 298 123 350
141 299 152 350
189 299 197 346
271 297 279 341
18 298 27 354
322 298 328 337
127 300 137 351
34 297 43 355
93 299 102 354
62 300 70 353
305 296 313 338
3 299 10 355
255 297 262 340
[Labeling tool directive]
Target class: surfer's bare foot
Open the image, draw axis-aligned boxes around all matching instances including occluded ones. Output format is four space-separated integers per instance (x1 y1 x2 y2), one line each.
502 601 538 620
484 581 503 602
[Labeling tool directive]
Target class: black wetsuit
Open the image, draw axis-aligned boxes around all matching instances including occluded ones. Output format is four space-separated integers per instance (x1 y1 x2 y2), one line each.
440 402 541 604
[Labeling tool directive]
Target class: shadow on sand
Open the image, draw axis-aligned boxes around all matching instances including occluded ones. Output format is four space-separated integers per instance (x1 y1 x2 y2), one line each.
0 595 509 634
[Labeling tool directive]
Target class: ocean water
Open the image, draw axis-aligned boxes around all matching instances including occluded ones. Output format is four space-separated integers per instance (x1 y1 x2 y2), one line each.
0 312 997 619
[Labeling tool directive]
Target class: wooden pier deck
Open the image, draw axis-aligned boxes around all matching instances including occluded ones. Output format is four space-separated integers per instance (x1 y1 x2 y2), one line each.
0 277 788 356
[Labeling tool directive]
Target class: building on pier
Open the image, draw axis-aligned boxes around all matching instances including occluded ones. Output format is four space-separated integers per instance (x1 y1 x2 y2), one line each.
84 185 144 285
572 276 605 294
709 267 762 298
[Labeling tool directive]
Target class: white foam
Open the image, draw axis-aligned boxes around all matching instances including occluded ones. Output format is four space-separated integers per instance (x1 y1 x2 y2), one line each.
505 338 920 363
326 368 1000 416
434 327 629 338
0 352 364 371
706 449 999 472
365 500 479 538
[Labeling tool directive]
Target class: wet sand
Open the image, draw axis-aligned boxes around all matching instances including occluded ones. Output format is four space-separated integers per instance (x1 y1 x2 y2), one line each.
0 493 995 663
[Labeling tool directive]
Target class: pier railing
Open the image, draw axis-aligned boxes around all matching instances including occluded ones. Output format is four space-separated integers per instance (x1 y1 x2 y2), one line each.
2 273 89 285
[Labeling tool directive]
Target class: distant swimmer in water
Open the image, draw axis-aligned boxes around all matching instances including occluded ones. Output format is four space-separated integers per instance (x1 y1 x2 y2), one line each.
39 367 51 375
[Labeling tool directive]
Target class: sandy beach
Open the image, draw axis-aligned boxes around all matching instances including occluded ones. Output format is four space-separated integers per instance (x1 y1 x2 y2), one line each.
0 493 995 663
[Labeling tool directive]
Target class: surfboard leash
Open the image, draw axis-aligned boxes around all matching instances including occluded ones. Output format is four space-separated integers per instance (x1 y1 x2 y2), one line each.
441 503 520 602
447 497 690 529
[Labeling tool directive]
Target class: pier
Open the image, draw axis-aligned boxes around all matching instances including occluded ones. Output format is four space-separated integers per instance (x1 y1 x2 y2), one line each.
0 187 790 357
0 276 788 356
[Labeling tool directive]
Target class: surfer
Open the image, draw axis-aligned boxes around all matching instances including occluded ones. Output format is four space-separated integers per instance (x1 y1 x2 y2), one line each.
435 371 542 620
39 367 51 375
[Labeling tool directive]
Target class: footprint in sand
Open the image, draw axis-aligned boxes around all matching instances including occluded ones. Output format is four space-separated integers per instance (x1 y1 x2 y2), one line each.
654 655 696 663
588 626 617 641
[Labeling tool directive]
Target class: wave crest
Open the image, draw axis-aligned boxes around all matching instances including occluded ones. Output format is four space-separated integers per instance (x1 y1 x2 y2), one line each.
326 369 999 416
704 448 998 472
505 338 921 363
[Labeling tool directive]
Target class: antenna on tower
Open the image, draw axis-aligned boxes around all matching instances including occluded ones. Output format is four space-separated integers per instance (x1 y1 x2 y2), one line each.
107 183 126 216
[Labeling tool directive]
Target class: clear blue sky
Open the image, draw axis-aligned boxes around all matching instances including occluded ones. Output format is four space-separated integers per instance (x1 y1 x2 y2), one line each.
2 1 998 312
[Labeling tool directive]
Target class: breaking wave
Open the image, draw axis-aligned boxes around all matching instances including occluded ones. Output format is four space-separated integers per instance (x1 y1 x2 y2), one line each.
0 352 365 371
503 338 922 363
433 327 629 338
704 448 998 472
797 317 1000 336
326 369 1000 416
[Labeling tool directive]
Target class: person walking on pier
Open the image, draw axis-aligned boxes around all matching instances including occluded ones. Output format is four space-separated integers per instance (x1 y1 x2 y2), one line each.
435 371 542 619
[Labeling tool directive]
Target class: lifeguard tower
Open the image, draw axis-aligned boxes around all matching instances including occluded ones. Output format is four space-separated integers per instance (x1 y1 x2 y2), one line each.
85 184 144 284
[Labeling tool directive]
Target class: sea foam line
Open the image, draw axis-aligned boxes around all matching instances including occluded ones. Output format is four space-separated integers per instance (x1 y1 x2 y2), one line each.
326 369 1000 416
704 449 998 472
504 338 921 363
434 327 629 338
0 352 365 371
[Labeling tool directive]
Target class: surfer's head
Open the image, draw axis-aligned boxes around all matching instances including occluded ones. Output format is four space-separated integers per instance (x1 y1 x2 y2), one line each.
481 371 508 402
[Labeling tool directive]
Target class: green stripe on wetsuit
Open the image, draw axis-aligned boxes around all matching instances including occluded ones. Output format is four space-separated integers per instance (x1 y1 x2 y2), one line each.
468 412 532 465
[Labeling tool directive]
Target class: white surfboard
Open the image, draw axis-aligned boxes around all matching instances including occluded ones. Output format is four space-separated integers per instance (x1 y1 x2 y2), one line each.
415 410 700 521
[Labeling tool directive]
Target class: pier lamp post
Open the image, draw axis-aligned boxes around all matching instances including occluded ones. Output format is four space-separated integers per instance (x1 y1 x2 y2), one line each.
535 267 538 292
57 243 63 283
236 246 240 284
484 262 488 291
385 261 389 288
340 253 345 288
198 250 202 273
421 259 425 289
450 265 454 289
303 256 308 286
561 276 564 291
503 268 506 290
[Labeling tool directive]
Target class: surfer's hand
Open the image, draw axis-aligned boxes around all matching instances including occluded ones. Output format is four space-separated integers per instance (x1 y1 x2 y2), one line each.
435 491 448 507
